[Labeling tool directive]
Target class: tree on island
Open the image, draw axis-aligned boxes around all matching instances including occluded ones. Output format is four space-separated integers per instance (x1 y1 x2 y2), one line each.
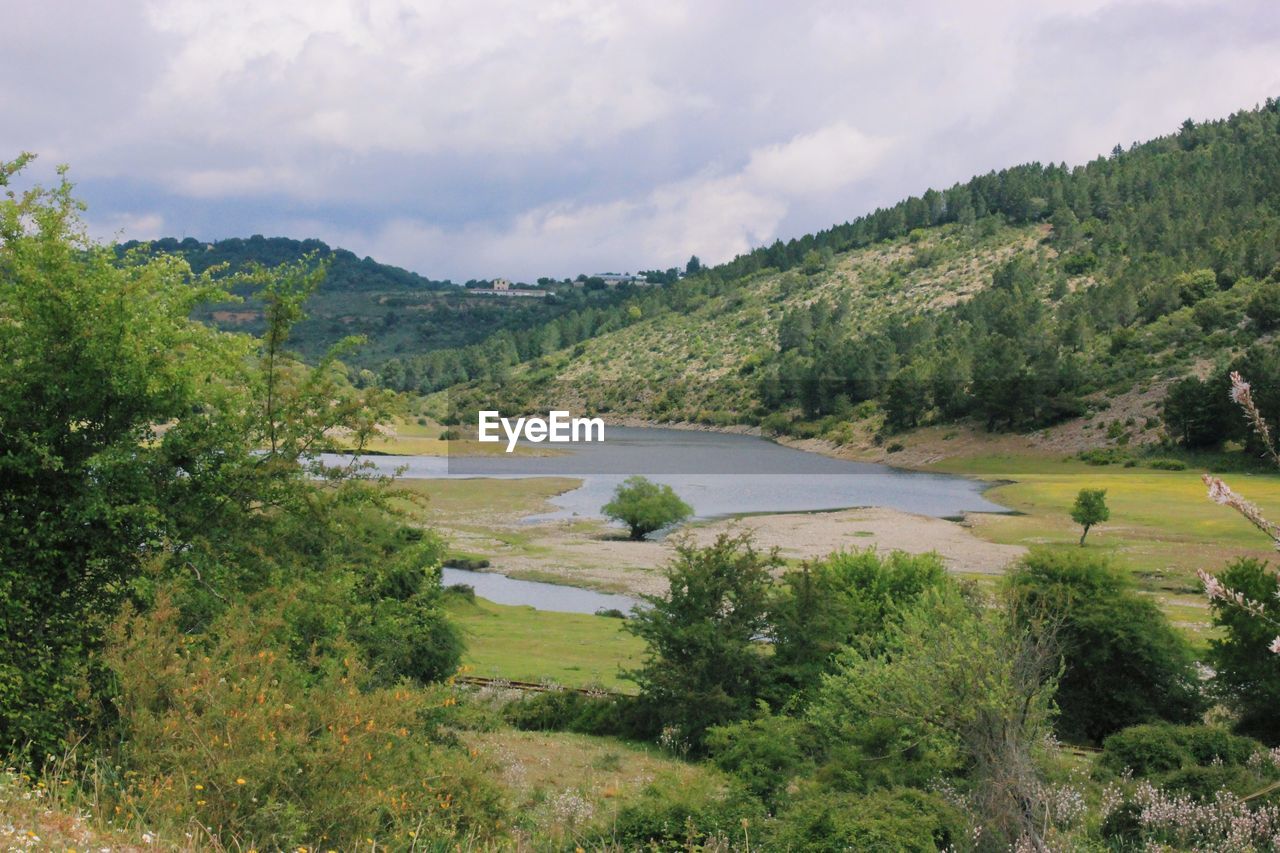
603 476 693 540
1071 488 1110 546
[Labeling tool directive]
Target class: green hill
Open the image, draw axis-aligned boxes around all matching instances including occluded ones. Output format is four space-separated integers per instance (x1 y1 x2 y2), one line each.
430 98 1280 460
119 235 638 372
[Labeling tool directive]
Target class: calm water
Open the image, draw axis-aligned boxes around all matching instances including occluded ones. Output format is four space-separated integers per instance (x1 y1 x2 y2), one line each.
441 567 640 615
325 426 1006 522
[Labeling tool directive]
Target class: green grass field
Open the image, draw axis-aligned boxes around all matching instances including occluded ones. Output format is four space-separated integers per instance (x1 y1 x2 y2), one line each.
935 454 1280 642
446 595 644 691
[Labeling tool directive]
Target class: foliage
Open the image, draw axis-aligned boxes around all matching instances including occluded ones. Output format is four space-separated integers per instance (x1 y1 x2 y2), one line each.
705 710 817 806
1070 487 1110 545
811 585 1059 848
601 476 693 540
1099 724 1266 779
589 772 763 852
623 534 781 750
502 691 632 738
1206 557 1280 743
99 595 501 849
768 549 948 701
0 157 248 760
1005 549 1204 743
0 160 471 851
766 787 964 852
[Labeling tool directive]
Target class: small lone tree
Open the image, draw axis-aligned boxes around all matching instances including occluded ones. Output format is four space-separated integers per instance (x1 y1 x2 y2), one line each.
1071 488 1109 546
603 476 692 540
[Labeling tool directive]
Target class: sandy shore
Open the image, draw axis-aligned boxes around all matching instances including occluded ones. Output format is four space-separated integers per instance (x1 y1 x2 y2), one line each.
452 506 1026 597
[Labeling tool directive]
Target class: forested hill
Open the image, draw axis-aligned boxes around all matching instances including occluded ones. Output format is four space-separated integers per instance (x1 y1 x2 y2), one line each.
119 235 456 292
119 235 637 369
429 98 1280 458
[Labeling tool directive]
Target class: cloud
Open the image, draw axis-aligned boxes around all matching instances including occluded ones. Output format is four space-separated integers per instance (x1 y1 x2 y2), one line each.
2 0 1277 279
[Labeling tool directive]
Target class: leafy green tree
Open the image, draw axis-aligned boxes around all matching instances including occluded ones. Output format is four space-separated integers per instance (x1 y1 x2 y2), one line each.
1071 488 1110 545
624 534 781 749
0 157 460 762
811 585 1059 848
0 157 248 759
602 476 693 540
1206 557 1280 743
1005 550 1204 743
1247 281 1280 331
1163 375 1236 449
769 550 947 701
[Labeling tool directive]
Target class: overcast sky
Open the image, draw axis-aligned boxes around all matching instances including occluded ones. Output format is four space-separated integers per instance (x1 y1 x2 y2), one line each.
3 1 1277 281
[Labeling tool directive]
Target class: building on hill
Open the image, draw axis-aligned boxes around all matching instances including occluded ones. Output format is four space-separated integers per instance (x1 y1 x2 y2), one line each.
492 277 510 291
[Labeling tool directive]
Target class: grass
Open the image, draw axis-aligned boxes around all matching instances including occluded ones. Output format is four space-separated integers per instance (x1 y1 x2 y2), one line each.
447 596 644 691
933 453 1280 643
0 768 173 851
467 729 718 845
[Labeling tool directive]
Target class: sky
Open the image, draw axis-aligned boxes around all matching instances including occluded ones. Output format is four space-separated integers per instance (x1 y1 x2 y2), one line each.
3 1 1278 282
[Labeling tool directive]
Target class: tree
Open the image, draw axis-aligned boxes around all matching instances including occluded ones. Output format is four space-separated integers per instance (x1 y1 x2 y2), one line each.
0 157 460 762
1246 280 1280 331
769 550 946 701
1005 550 1204 743
811 586 1059 849
602 476 692 540
685 255 702 276
1071 488 1109 545
1204 557 1280 742
624 534 781 750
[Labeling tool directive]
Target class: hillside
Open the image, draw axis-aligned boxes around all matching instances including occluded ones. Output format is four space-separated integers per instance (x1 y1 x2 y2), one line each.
120 235 636 371
434 99 1280 461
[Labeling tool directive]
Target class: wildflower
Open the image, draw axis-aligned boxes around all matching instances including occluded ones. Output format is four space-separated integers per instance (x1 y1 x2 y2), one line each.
1270 636 1280 655
236 778 246 786
194 784 203 791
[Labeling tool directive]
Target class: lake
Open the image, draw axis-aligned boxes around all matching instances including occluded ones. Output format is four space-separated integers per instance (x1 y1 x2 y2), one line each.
327 425 1007 521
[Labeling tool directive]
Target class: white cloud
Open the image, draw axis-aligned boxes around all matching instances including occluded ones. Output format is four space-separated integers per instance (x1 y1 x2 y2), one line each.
1 0 1277 278
88 211 167 244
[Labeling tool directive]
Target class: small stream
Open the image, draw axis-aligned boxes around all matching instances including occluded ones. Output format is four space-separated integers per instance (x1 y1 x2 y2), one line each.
441 566 640 615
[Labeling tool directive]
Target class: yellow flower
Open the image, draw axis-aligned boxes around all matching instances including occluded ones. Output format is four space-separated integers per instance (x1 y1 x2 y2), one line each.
236 778 246 785
194 784 204 791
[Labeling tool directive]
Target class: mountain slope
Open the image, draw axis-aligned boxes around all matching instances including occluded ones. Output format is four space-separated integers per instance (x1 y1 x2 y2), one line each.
436 99 1280 459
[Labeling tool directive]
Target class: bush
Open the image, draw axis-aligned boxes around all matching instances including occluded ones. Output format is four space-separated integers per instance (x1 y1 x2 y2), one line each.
602 476 693 540
502 691 632 737
1078 447 1128 465
706 711 816 805
1099 724 1264 778
1148 457 1188 470
594 775 764 850
1006 550 1205 743
100 595 504 849
1100 724 1199 776
768 787 963 852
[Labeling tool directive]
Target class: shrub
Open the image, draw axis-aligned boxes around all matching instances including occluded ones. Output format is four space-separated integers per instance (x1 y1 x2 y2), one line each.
1005 550 1205 743
100 595 504 850
502 691 631 737
770 549 948 700
1148 457 1188 470
706 711 816 805
594 774 764 850
602 476 693 540
1099 724 1263 778
768 787 963 852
